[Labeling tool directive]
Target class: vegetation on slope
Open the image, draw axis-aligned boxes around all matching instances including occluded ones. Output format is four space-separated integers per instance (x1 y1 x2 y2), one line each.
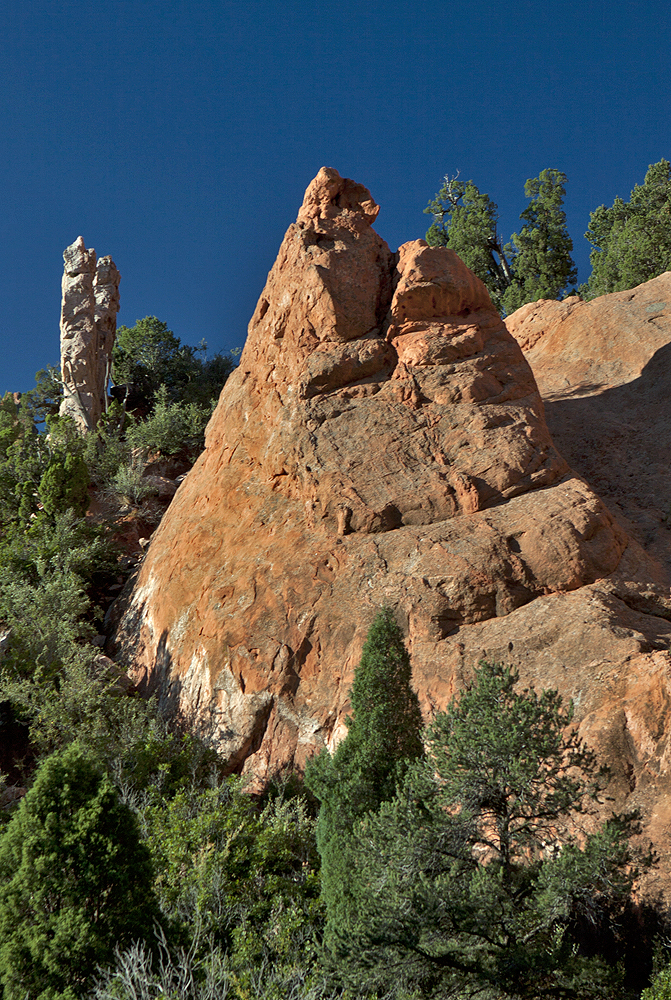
3 160 671 993
425 158 671 313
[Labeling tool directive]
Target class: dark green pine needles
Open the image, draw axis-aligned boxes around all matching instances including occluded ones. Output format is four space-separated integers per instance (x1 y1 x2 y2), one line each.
306 606 424 953
0 744 159 1000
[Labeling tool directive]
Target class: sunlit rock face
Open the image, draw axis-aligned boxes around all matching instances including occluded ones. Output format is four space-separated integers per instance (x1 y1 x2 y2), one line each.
115 168 671 896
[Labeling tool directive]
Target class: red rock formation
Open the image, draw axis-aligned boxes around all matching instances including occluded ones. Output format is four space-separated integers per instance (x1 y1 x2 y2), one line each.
506 278 671 577
116 169 671 887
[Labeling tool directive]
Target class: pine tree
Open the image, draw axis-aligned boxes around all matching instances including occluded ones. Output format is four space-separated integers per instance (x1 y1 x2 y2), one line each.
585 159 671 298
305 606 423 951
0 744 159 999
425 176 512 310
425 169 577 316
342 661 647 1000
502 168 577 314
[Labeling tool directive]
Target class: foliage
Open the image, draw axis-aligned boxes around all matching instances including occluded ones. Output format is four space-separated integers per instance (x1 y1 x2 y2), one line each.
23 365 64 425
0 570 93 679
94 924 348 1000
584 159 671 298
143 782 322 971
501 168 578 314
643 963 671 1000
0 502 119 693
306 607 423 950
112 316 235 407
109 457 157 507
0 743 159 999
93 925 233 1000
1 648 221 799
425 169 577 314
82 401 131 486
426 176 511 310
338 661 646 1000
38 449 90 518
125 383 213 457
0 394 51 528
0 393 23 460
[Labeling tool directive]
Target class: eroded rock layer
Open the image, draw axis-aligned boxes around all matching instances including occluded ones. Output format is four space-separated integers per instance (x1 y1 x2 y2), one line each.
117 169 671 887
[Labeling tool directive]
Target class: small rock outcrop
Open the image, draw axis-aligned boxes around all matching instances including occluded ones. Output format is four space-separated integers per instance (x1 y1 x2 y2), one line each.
115 169 671 893
59 237 120 431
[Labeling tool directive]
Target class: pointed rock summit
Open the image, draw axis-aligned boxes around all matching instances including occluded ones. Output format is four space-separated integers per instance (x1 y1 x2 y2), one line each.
59 237 120 431
116 171 671 887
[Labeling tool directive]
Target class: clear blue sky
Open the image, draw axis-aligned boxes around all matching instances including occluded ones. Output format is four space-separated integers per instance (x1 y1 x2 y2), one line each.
2 0 670 394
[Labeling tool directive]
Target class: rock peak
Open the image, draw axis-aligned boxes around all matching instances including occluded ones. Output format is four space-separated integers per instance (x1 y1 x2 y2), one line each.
59 238 120 432
297 166 380 228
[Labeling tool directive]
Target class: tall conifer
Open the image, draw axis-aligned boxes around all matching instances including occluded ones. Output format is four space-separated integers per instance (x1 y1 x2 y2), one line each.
305 606 423 951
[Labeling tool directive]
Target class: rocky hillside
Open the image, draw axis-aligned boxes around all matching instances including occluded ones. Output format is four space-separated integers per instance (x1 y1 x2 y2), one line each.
116 168 671 893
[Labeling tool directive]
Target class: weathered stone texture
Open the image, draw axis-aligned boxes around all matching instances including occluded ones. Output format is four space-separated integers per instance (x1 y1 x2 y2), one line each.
506 276 671 576
115 169 671 892
59 237 120 431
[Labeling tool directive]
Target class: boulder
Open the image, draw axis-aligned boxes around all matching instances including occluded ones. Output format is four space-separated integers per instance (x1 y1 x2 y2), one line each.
115 169 671 890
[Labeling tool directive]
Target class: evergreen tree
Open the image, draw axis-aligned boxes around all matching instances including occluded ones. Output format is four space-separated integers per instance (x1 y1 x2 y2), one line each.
585 159 671 297
305 607 423 950
341 661 646 1000
112 316 235 407
425 168 577 315
0 744 159 1000
644 963 671 1000
38 451 90 518
425 175 512 310
502 168 578 314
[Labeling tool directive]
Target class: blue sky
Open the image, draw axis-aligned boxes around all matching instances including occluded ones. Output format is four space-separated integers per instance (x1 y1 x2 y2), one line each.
2 0 670 394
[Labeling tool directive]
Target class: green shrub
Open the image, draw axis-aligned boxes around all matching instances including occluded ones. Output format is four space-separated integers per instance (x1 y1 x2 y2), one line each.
126 385 212 458
644 965 671 1000
0 744 159 999
110 459 156 506
38 451 90 517
83 402 131 486
0 570 93 678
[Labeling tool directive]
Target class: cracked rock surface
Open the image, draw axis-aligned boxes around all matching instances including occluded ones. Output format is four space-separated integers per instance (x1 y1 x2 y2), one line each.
59 236 120 431
115 168 671 892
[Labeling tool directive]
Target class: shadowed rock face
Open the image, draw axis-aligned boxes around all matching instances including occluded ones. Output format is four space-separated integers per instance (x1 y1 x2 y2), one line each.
116 168 671 892
506 280 671 577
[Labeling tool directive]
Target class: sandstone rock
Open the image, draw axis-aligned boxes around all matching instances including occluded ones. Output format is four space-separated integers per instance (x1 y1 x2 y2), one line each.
59 237 120 431
115 168 671 892
94 254 121 402
506 276 671 577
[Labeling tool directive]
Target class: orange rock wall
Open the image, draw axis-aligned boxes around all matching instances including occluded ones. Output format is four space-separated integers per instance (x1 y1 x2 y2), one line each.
116 169 671 890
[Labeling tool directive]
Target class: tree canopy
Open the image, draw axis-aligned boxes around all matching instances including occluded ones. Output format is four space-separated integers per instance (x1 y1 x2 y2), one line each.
0 743 159 999
584 159 671 297
306 607 424 951
112 315 235 407
337 661 647 1000
426 169 577 314
502 169 578 313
